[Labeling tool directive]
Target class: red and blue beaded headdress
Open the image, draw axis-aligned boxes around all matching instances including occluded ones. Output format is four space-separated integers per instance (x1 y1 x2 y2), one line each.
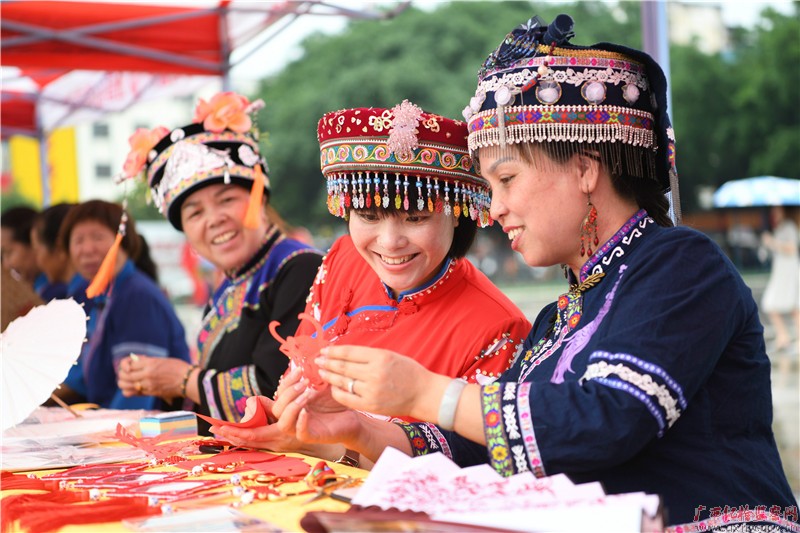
463 14 680 217
317 100 492 227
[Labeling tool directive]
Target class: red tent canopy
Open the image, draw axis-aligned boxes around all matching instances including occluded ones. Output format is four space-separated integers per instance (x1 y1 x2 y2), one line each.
1 0 408 76
3 0 235 75
2 91 37 137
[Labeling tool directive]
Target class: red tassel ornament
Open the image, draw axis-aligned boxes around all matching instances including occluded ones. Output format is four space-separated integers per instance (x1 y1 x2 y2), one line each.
17 494 157 533
0 471 49 491
2 491 86 533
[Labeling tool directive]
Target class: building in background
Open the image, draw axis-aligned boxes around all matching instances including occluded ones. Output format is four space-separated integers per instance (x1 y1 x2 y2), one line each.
669 2 728 54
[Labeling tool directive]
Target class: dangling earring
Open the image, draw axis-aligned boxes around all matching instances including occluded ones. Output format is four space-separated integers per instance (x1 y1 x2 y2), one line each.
580 194 599 257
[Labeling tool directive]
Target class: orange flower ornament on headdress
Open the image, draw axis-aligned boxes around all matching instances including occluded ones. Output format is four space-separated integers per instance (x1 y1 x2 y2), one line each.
193 91 255 133
120 126 169 181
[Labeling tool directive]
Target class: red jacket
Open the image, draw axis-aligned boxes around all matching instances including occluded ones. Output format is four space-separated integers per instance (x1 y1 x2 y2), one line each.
297 236 531 385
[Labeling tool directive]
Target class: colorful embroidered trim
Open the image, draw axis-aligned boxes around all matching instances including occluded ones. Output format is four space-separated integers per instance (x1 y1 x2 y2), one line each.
482 382 513 477
396 422 448 457
516 382 546 477
479 59 648 96
519 289 583 383
216 364 257 422
320 141 477 182
468 105 655 153
481 43 643 79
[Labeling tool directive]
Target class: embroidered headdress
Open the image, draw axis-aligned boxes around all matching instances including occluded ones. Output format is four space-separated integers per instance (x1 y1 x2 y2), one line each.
463 14 680 218
317 100 492 227
117 91 270 231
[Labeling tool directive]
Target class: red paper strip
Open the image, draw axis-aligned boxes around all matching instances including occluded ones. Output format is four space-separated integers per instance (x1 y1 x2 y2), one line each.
195 397 268 429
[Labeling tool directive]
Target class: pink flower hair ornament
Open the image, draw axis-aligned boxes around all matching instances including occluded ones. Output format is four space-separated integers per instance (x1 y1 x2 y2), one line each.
193 91 265 134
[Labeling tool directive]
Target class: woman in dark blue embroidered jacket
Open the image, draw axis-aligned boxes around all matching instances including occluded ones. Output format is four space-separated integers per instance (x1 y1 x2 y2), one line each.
249 15 797 530
115 92 322 432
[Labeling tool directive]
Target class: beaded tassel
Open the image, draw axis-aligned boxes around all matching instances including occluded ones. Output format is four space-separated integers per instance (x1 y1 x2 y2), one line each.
382 173 390 208
579 194 599 257
394 174 402 209
365 172 372 208
426 177 433 212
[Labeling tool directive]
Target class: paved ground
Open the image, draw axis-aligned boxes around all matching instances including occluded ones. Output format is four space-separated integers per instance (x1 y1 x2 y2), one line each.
174 272 799 496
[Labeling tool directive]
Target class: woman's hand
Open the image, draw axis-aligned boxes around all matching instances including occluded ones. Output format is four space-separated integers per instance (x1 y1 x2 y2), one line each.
314 345 436 420
117 354 188 401
211 395 306 452
213 389 358 461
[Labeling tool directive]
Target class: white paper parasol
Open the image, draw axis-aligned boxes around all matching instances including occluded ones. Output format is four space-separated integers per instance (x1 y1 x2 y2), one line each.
1 298 87 431
713 176 800 208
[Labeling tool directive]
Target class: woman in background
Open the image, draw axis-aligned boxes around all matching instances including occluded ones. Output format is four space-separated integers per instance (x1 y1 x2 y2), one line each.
1 205 45 294
30 203 82 301
58 200 191 409
761 205 799 357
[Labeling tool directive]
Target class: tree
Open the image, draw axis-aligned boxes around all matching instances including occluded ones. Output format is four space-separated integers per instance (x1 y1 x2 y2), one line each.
253 1 637 229
728 6 800 179
117 178 162 222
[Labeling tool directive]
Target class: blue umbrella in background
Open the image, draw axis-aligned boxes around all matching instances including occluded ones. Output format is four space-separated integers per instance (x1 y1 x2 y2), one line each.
713 176 800 208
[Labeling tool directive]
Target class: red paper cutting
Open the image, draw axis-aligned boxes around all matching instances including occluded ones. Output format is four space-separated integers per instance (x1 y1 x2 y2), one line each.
195 395 269 428
269 313 327 389
115 424 193 462
173 449 281 472
173 450 311 477
250 456 311 477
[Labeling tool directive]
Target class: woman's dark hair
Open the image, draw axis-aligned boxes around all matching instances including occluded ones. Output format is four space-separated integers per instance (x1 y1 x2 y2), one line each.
1 206 38 245
33 203 75 251
59 200 142 260
514 142 674 227
346 179 477 259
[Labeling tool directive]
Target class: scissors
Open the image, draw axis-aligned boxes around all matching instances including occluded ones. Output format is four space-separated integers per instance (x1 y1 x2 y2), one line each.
303 475 362 504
